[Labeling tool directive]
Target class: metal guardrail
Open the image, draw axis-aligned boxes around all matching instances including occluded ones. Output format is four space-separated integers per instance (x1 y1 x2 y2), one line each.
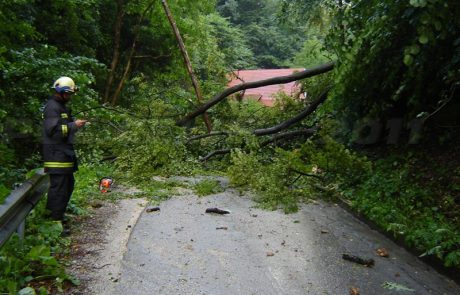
0 169 49 248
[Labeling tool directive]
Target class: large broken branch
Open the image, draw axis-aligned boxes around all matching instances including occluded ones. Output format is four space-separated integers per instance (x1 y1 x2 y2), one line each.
253 88 330 136
197 87 329 162
200 148 232 162
199 128 317 162
260 128 316 147
176 61 335 126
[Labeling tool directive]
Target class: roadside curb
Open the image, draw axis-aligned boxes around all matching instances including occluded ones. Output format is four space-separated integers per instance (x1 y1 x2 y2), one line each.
335 197 460 286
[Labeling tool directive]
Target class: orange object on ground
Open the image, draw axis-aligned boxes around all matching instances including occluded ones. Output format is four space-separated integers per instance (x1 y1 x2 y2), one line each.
99 177 113 193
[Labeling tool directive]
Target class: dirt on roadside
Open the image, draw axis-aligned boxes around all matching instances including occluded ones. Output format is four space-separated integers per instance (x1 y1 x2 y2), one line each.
64 198 146 295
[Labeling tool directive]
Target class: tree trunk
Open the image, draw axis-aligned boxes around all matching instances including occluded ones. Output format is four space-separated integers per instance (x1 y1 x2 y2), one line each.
103 0 125 103
161 0 212 133
111 1 155 105
176 61 335 127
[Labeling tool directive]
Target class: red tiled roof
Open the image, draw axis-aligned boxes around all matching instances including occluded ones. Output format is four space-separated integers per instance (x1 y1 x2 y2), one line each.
228 68 305 106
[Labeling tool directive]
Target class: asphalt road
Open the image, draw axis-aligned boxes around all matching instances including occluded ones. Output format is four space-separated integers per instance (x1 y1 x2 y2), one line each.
107 187 459 295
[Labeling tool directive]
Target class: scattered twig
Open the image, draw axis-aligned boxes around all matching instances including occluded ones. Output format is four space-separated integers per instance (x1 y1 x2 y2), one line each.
350 287 360 295
342 253 375 267
146 206 160 212
290 168 324 180
93 263 112 270
423 84 457 123
205 208 230 214
260 128 316 147
187 131 229 144
200 149 232 162
133 54 172 59
376 248 389 257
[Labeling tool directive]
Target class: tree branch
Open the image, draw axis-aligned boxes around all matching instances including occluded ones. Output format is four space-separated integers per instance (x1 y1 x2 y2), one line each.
162 0 212 132
253 88 330 136
199 148 232 162
111 1 156 105
199 128 317 162
176 61 335 126
260 128 317 147
290 169 324 179
187 131 229 144
103 0 125 103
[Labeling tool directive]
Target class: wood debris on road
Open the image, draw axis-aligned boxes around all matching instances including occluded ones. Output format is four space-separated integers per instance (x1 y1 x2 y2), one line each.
342 254 375 267
205 208 230 214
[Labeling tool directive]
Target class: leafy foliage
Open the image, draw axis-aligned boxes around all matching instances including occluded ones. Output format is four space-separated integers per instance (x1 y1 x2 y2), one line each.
193 179 224 196
227 126 371 212
0 202 77 294
341 151 460 267
2 2 460 291
328 0 460 136
111 111 195 178
217 0 308 68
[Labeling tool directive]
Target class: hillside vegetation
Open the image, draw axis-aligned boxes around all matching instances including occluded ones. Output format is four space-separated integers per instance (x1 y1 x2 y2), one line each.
0 0 459 293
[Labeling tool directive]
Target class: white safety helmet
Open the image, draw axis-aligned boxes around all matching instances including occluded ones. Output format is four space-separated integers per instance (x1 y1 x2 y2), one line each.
52 76 78 94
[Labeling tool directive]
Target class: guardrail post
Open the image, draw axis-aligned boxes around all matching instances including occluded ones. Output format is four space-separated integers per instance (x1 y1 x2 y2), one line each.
17 220 25 246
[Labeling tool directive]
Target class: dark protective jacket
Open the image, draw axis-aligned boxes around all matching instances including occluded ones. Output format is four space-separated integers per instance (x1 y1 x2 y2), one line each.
42 96 79 174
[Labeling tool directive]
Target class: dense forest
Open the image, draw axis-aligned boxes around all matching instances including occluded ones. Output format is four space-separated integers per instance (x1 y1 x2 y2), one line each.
1 0 459 293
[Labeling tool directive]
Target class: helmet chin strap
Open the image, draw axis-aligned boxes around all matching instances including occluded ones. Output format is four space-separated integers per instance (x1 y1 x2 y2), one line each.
56 92 71 103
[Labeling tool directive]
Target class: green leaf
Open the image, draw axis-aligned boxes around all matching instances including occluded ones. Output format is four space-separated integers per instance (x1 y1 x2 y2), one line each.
69 276 81 286
445 251 460 267
38 221 63 238
434 228 449 234
24 276 34 282
382 282 415 292
434 21 442 31
18 287 37 295
403 54 414 66
27 245 50 260
40 256 59 266
409 45 420 55
419 34 429 44
409 0 427 7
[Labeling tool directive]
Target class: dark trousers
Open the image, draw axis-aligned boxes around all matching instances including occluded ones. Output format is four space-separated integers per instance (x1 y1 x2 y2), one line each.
46 174 75 220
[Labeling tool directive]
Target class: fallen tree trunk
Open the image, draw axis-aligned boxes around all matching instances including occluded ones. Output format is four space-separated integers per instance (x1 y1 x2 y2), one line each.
176 61 335 126
254 88 330 136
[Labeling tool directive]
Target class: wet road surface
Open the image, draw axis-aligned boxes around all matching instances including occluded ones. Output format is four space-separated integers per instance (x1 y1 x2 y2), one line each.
109 189 459 295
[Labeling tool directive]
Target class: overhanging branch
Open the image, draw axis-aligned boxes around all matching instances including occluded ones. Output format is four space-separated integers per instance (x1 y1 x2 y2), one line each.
176 61 335 126
254 88 330 136
199 128 317 162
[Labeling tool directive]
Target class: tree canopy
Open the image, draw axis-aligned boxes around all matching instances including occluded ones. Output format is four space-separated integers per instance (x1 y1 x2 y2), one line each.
1 1 460 292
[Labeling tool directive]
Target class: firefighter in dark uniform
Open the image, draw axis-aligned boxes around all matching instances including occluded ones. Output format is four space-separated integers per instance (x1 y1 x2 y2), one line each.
42 76 87 226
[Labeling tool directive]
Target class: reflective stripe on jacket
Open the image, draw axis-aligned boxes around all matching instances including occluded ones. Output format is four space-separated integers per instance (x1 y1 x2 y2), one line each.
42 96 78 174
